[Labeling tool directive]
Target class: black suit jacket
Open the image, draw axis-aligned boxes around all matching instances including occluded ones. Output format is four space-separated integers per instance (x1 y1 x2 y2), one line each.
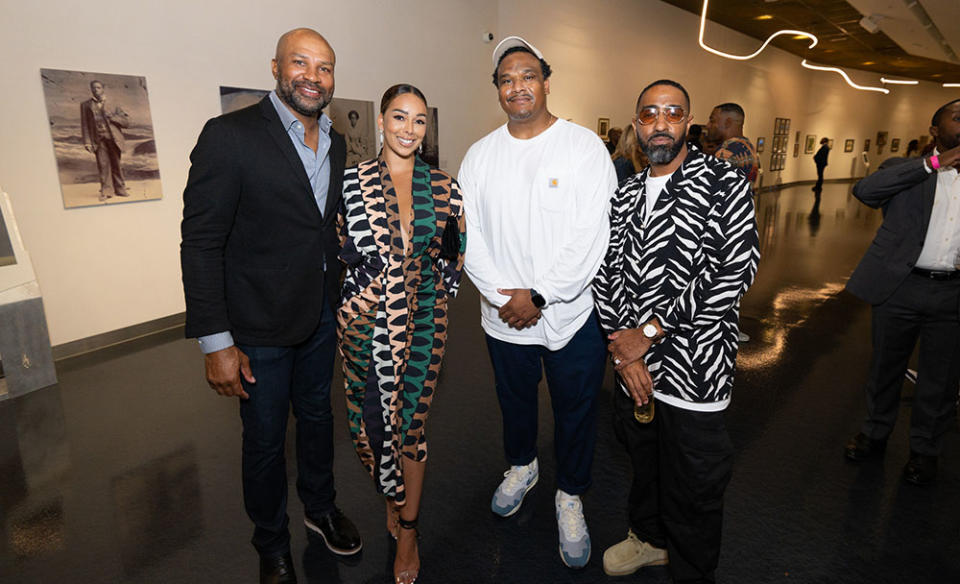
846 157 938 305
180 96 345 346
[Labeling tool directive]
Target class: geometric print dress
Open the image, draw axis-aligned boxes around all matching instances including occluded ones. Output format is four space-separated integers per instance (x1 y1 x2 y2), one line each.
337 156 466 504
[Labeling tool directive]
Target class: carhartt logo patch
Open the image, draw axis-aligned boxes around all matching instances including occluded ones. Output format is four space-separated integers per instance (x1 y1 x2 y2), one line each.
549 178 559 188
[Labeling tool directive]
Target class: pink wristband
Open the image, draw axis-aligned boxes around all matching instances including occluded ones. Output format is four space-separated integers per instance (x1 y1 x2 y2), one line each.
929 155 940 170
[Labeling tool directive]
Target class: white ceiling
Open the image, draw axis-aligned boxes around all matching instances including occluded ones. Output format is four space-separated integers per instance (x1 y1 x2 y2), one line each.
847 0 960 65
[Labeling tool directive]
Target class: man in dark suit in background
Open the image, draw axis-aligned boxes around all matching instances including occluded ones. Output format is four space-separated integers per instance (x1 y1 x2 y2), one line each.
180 28 361 583
80 79 130 201
844 98 960 486
813 136 829 191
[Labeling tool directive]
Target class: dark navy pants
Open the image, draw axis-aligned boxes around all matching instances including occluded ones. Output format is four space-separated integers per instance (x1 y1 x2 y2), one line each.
484 312 606 495
237 301 338 557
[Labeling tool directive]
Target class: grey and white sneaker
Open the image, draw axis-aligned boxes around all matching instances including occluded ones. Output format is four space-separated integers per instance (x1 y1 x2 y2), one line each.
491 458 539 517
555 490 591 569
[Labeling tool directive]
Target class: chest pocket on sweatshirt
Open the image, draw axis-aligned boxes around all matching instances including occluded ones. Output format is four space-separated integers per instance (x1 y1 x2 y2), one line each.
534 169 571 213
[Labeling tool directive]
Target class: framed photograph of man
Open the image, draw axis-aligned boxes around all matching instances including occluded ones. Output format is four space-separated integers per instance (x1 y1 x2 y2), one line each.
40 69 162 208
804 134 816 154
327 98 376 167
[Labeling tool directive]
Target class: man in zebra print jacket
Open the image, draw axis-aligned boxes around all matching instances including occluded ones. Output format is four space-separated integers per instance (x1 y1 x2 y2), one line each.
595 80 760 583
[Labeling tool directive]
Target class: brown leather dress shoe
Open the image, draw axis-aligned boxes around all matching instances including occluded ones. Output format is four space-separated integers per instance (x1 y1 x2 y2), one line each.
260 552 297 584
844 432 887 461
903 452 937 486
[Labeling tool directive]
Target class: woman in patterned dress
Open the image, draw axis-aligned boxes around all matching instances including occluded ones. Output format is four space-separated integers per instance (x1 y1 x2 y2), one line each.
337 84 466 584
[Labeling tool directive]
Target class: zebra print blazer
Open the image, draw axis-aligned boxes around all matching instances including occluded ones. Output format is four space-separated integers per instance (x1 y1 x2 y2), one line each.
594 149 760 410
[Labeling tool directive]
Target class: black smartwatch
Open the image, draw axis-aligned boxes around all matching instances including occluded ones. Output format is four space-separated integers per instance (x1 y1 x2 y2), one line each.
530 289 546 309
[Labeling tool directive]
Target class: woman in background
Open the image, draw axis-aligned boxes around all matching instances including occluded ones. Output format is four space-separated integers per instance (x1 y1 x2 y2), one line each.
338 84 466 584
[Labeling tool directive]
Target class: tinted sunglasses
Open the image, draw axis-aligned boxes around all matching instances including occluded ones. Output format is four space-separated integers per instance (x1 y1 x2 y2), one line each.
636 106 687 126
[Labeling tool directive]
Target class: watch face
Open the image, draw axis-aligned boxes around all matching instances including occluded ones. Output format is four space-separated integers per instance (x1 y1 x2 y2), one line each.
643 324 657 338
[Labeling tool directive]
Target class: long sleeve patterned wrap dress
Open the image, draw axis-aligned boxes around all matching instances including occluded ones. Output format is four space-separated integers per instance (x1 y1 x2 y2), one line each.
338 156 466 504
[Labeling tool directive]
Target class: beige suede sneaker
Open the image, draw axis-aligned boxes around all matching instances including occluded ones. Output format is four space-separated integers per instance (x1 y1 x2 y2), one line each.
602 530 668 576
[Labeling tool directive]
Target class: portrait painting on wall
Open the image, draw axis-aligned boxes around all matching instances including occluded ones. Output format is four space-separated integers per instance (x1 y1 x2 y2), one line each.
40 69 162 209
891 138 900 152
845 139 855 152
804 134 816 154
597 118 610 140
420 107 440 168
327 97 376 167
220 87 378 168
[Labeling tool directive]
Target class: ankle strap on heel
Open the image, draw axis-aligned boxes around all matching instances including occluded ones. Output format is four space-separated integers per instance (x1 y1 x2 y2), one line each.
398 516 419 530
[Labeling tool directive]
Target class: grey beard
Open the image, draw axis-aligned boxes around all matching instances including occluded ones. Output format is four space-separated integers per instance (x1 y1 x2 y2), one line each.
643 138 685 165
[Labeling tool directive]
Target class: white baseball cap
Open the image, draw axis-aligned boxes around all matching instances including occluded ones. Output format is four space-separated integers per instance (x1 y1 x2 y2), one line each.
492 35 544 67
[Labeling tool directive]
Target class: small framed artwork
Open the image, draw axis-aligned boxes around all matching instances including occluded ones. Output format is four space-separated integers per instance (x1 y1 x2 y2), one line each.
844 139 855 152
863 138 871 152
828 139 834 150
597 117 610 140
793 143 799 158
757 137 765 153
891 138 900 152
804 134 817 154
876 131 888 147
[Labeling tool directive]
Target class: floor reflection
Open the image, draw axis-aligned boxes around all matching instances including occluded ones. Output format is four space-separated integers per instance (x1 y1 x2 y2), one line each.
0 181 957 583
739 182 883 372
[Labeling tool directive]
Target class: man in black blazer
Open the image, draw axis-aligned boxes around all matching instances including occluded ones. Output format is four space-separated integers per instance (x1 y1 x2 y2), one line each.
181 28 360 583
844 98 960 486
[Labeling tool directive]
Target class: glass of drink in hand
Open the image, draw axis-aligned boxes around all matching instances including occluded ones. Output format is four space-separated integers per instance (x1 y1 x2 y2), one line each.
634 396 655 423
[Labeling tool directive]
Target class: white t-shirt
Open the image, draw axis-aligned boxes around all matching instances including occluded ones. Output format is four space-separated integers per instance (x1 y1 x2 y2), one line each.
644 172 671 222
458 119 617 350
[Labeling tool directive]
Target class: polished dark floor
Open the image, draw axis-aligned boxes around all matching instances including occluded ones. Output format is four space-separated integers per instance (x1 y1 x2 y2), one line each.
2 182 959 583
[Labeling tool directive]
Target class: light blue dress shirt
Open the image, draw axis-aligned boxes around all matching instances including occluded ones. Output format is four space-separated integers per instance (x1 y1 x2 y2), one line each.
197 91 334 354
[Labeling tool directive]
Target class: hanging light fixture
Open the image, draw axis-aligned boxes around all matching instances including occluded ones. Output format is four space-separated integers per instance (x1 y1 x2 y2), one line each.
801 60 890 94
698 0 817 60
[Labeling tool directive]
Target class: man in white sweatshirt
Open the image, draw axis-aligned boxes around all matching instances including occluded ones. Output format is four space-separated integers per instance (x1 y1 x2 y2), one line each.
458 36 617 569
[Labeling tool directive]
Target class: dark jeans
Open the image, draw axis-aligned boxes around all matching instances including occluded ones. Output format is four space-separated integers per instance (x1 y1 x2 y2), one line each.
484 312 606 494
237 301 338 557
612 389 734 584
814 164 825 190
861 273 960 455
94 137 127 195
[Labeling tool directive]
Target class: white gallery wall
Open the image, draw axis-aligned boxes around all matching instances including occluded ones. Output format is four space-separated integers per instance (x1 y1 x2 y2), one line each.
0 0 955 347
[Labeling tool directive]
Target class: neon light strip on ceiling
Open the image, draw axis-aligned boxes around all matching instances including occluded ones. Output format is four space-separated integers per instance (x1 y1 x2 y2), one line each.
698 0 817 60
802 60 889 94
